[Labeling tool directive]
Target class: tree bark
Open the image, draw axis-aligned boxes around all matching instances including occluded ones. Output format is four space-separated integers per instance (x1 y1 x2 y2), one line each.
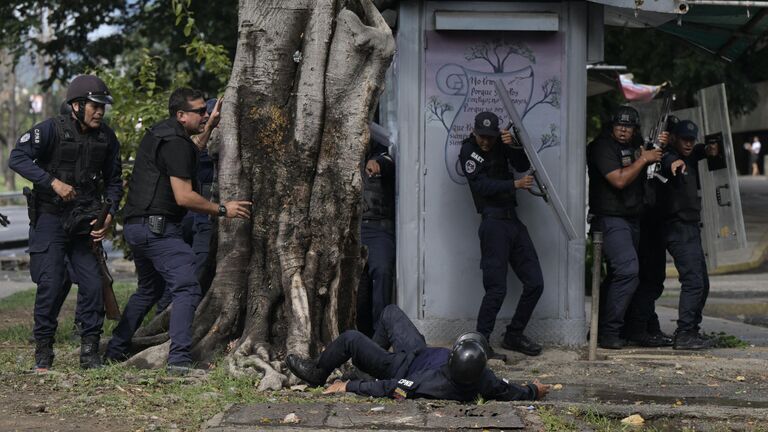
129 0 394 390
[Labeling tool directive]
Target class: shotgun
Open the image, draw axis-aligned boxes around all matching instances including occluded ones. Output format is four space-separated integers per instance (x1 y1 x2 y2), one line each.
92 199 120 320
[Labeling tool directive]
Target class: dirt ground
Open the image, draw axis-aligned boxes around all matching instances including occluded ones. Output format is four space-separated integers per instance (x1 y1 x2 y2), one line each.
2 282 767 431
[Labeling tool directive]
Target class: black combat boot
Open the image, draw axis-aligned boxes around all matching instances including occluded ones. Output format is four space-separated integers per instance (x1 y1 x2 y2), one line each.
34 338 55 371
286 354 329 387
673 331 713 350
486 346 508 362
502 333 543 356
80 335 103 369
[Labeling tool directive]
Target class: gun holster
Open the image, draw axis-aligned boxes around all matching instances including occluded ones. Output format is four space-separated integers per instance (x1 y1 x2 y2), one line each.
147 215 166 235
22 187 37 227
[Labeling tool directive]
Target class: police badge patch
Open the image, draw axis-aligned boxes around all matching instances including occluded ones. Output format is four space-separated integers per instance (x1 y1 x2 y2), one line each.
19 132 31 143
465 160 476 174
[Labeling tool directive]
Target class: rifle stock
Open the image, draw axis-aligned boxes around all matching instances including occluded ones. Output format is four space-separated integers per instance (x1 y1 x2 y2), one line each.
93 199 120 320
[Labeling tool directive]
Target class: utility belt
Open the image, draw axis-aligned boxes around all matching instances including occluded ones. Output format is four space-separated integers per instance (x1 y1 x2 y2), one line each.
362 218 394 232
125 215 182 235
481 207 518 220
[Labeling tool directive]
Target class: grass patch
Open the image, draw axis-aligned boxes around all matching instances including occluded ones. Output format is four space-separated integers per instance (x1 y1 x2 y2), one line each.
538 406 579 431
706 332 750 348
0 282 143 343
0 288 37 312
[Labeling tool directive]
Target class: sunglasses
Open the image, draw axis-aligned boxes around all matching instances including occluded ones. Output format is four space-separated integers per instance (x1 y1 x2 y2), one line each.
182 107 208 115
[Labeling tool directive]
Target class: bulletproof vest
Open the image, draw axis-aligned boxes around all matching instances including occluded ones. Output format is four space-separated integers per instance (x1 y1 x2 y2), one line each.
125 120 194 220
587 135 644 217
660 153 702 222
464 137 517 213
35 115 109 212
362 172 395 221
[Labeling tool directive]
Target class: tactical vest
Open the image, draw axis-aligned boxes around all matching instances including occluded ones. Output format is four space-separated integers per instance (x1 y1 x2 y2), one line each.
362 172 395 221
35 115 109 213
587 135 644 217
661 153 702 222
124 120 195 220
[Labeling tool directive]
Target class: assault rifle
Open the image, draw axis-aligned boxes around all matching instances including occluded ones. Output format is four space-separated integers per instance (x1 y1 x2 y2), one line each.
93 199 120 320
645 93 674 183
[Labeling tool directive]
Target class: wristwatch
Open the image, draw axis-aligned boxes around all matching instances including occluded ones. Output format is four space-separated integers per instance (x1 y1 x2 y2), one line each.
218 204 227 217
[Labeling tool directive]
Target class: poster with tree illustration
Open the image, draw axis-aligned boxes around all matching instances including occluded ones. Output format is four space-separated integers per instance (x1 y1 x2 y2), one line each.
425 31 563 185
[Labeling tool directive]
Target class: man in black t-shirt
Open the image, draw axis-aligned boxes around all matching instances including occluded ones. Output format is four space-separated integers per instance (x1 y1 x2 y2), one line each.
587 106 662 349
105 88 251 373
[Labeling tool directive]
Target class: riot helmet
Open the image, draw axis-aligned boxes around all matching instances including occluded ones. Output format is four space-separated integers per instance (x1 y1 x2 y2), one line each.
611 106 640 127
59 101 72 116
448 332 488 386
66 75 113 105
65 75 113 124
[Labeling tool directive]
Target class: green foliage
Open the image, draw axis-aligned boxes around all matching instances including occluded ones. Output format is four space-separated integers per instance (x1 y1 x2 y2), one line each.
172 0 232 88
588 27 768 139
0 0 237 94
706 332 749 348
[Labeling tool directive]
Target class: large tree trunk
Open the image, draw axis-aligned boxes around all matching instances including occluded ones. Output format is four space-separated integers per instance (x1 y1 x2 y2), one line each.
129 0 394 390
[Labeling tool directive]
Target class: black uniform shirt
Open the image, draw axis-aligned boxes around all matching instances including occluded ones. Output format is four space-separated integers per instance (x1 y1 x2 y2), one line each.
458 135 530 213
660 144 707 222
157 128 198 186
587 133 644 217
8 117 123 215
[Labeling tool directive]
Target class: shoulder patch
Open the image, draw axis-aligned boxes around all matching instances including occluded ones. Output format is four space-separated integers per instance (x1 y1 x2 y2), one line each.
464 160 476 174
19 132 30 143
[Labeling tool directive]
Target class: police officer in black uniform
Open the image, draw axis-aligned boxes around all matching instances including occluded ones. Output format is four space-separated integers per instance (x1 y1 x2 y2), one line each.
286 304 549 402
457 112 544 359
623 117 677 348
104 88 251 372
156 97 221 313
357 128 396 335
587 106 662 349
9 74 123 370
659 120 717 349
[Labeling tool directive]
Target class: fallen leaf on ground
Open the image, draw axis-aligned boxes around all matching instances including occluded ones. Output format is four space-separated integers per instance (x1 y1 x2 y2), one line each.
736 376 746 382
620 414 644 425
282 413 300 424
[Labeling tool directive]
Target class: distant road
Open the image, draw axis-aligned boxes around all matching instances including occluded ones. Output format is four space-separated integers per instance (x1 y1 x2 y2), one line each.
0 206 30 249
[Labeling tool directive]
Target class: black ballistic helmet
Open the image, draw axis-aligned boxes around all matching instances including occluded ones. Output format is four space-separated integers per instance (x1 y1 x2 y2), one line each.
65 75 114 105
611 106 640 127
448 332 489 386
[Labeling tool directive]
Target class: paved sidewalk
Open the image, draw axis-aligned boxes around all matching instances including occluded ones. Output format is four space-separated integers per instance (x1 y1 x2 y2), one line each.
668 176 768 276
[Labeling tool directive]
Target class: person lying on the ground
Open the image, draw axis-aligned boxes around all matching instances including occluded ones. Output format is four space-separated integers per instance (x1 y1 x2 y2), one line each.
286 304 550 402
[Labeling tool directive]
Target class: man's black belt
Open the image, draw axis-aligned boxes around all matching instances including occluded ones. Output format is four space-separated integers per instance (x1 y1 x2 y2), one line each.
482 208 518 220
125 215 182 225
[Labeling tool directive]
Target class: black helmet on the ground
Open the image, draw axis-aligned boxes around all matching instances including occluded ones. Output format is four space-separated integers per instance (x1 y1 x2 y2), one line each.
448 332 488 385
611 105 639 127
65 75 113 105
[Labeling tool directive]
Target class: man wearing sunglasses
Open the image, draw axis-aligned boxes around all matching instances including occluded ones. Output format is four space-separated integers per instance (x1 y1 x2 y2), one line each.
9 74 123 371
105 88 251 374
